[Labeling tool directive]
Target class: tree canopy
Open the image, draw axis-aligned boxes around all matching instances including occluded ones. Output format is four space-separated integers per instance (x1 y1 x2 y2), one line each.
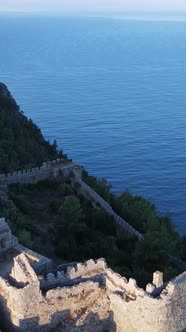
0 83 65 173
0 82 185 288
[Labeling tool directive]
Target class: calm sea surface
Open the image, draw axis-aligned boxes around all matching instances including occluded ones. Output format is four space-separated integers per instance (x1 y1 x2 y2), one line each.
0 14 186 233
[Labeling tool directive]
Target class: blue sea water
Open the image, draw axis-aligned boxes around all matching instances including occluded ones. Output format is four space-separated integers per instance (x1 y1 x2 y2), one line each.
0 14 186 233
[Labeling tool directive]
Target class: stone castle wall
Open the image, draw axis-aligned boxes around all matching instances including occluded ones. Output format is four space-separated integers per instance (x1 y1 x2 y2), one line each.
0 159 142 239
0 217 52 277
73 171 143 239
0 219 185 332
0 250 185 332
110 271 186 332
40 258 106 290
0 254 111 332
0 159 73 185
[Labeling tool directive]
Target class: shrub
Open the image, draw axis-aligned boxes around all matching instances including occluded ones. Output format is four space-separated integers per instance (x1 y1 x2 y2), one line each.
18 230 32 248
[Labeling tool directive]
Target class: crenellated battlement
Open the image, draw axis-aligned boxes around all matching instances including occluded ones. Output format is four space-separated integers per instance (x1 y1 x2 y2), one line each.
0 159 74 185
0 249 185 332
39 258 107 290
0 159 143 238
105 268 146 298
74 175 143 239
0 218 185 332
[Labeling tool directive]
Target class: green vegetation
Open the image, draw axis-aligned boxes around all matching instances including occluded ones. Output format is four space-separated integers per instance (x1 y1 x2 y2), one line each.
0 83 65 173
0 82 186 288
8 178 186 287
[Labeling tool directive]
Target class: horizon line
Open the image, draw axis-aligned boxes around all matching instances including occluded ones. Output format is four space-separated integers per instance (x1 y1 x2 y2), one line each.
1 10 186 21
1 9 186 14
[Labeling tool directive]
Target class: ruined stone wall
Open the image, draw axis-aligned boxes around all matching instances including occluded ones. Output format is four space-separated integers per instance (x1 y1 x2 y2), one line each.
0 218 13 254
0 159 73 185
73 172 143 239
39 261 186 332
0 273 42 331
110 271 186 332
39 258 106 290
0 159 142 239
0 255 111 332
14 243 52 275
107 269 186 332
0 218 51 276
0 252 185 332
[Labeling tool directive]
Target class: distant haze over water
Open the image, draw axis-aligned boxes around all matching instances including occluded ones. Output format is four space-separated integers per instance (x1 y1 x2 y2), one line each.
0 14 186 233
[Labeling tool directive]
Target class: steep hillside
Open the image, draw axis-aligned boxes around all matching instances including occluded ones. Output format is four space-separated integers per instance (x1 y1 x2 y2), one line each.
0 83 64 173
0 83 185 288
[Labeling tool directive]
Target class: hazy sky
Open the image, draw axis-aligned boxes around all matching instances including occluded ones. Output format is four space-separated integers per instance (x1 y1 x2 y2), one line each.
1 0 186 13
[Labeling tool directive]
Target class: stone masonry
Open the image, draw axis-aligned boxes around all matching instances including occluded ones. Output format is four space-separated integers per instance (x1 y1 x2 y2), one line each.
0 219 185 332
0 159 142 239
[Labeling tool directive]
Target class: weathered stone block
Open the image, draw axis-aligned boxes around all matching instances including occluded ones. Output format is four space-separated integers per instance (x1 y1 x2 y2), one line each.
146 283 156 294
67 266 76 279
153 271 163 288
